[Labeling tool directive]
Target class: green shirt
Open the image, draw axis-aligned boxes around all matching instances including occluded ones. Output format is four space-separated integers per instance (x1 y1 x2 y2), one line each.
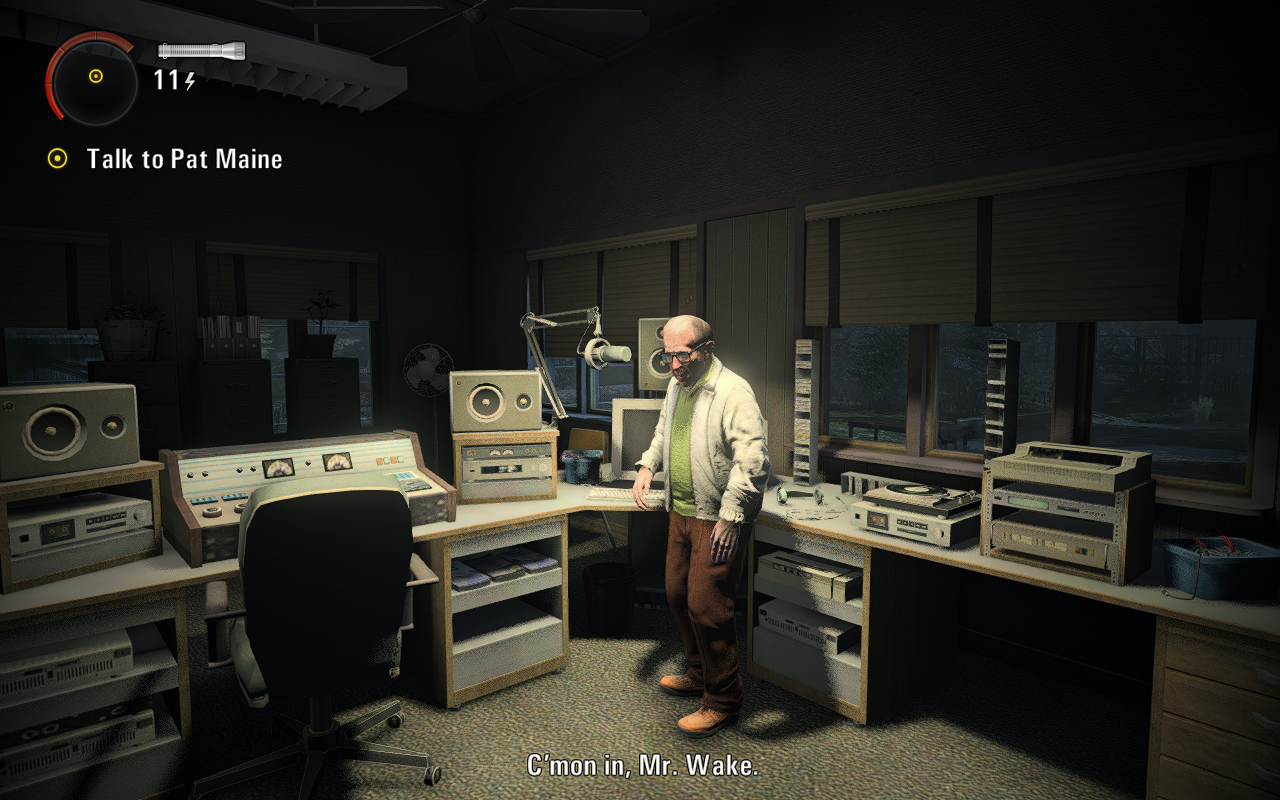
669 356 714 517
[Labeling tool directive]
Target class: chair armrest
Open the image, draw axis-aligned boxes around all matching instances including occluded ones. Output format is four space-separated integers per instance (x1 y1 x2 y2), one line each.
204 580 246 669
407 552 439 587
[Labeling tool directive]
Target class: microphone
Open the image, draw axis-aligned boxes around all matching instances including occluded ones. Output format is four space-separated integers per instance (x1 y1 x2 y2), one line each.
583 338 631 370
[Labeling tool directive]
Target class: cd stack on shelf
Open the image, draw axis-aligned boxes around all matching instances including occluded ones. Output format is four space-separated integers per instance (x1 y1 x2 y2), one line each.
984 339 1020 466
793 339 821 486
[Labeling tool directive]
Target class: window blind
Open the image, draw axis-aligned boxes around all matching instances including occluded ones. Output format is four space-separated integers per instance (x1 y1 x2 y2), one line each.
541 251 599 357
807 198 978 326
602 241 674 354
206 252 241 317
1 239 67 327
1202 155 1274 320
677 238 696 317
76 243 112 326
991 168 1186 322
226 255 379 321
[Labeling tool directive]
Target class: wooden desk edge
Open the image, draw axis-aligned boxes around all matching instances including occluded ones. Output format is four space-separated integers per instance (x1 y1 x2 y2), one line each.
753 511 1280 646
5 496 1274 647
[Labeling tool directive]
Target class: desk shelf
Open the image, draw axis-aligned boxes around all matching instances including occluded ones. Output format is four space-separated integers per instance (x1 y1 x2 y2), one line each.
0 625 177 732
0 594 189 800
0 692 183 800
747 521 957 725
407 516 569 709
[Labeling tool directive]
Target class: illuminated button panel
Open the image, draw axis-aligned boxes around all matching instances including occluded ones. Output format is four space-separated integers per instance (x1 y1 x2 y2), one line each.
190 496 219 506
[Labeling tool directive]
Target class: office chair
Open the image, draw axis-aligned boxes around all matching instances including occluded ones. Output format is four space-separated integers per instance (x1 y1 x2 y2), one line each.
192 474 443 799
567 427 617 549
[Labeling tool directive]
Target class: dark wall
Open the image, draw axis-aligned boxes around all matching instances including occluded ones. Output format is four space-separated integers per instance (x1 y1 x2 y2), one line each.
3 37 467 253
467 0 1270 251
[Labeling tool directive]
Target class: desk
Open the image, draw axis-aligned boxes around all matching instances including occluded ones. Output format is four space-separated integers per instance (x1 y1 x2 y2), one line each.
2 481 1275 800
749 479 1280 800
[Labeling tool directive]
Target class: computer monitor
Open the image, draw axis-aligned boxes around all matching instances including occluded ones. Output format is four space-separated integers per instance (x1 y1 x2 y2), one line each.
611 398 665 483
609 400 771 484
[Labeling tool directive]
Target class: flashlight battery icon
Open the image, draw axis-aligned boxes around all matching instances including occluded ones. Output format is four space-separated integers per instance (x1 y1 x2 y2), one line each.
159 42 245 61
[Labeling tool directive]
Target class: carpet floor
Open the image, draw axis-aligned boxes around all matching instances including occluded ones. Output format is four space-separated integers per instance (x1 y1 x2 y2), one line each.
182 512 1149 800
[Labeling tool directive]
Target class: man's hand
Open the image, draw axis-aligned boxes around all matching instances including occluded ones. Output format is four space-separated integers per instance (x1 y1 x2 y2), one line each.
632 466 654 511
710 518 740 564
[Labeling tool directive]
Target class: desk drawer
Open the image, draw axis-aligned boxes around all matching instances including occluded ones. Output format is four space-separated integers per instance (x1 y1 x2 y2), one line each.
1161 712 1280 794
1167 632 1280 699
1165 669 1280 747
1158 755 1277 800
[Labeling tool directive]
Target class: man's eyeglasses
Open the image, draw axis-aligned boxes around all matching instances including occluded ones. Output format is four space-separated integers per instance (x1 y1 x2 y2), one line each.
659 341 710 365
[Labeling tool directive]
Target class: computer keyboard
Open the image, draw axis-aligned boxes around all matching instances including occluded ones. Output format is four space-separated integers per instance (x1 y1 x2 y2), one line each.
585 486 667 505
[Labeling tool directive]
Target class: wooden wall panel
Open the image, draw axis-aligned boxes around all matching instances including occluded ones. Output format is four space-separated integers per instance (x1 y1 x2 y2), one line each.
706 208 794 477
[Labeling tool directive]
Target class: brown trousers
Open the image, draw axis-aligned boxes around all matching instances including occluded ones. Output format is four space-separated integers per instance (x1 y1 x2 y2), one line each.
665 511 750 714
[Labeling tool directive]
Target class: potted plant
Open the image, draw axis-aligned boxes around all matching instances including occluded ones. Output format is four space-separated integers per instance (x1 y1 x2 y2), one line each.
96 294 170 361
300 291 342 358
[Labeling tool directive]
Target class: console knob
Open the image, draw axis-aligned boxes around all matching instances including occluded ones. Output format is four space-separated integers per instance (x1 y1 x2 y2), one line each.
202 507 222 518
234 503 246 514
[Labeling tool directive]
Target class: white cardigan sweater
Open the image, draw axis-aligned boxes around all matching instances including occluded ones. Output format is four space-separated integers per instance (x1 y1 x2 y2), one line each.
636 358 770 524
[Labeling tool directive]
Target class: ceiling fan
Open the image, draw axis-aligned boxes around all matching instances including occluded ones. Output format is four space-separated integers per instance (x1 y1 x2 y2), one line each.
289 1 649 81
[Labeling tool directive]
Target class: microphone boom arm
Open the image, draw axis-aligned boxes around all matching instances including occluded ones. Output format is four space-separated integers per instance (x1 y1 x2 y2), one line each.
520 306 604 420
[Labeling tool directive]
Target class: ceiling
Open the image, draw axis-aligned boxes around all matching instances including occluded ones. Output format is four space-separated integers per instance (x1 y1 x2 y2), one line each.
148 0 717 117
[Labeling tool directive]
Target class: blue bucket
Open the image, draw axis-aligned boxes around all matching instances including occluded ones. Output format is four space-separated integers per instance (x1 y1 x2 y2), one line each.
561 450 604 485
1161 537 1280 602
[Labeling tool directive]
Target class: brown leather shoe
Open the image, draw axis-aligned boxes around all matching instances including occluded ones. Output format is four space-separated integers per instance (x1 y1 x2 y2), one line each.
658 674 703 697
677 706 739 738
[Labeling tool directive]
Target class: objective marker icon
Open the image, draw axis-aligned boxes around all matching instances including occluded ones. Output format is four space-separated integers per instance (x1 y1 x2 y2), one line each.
158 42 245 60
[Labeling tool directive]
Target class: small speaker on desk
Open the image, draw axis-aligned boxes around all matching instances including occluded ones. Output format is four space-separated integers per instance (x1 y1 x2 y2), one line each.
449 371 542 433
0 383 140 482
637 318 672 392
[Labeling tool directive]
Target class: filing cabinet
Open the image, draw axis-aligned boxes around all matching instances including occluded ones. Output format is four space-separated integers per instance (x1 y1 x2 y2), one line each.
285 357 360 439
1148 616 1280 800
192 360 273 446
88 360 181 454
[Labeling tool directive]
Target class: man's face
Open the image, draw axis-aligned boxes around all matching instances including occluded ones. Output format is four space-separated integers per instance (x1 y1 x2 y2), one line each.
663 326 715 388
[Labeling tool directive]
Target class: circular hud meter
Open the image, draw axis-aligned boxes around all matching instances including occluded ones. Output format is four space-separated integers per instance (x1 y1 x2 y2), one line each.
46 31 139 126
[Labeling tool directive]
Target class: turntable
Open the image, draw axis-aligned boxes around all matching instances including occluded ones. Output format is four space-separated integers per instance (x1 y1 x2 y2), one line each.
843 473 981 548
863 483 981 519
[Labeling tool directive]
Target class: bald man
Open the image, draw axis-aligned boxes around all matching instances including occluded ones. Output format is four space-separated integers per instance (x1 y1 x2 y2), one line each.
632 315 770 738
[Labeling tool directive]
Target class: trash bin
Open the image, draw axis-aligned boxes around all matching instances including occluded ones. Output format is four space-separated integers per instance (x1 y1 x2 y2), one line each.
582 562 638 636
561 450 604 485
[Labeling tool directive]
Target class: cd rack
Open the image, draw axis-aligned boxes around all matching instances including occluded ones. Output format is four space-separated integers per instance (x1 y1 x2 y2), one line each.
984 339 1020 466
793 339 821 486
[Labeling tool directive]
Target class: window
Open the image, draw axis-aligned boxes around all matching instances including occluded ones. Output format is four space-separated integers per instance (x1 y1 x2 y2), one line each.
260 319 289 433
531 355 579 412
826 324 910 446
1092 320 1255 486
934 322 1055 455
308 320 373 427
590 363 633 413
4 328 101 385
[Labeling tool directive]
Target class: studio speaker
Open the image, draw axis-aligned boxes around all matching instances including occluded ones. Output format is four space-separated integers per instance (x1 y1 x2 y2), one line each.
0 383 140 482
637 318 672 392
449 370 543 433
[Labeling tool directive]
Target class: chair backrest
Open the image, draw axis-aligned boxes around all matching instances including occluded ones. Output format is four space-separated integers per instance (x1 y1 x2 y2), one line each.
567 428 608 454
239 473 411 700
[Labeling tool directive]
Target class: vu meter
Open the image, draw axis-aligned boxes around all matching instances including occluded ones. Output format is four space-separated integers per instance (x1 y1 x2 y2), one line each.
45 31 139 127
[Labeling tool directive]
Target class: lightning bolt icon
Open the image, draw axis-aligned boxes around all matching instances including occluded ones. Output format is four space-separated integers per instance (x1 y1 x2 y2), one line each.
185 72 195 91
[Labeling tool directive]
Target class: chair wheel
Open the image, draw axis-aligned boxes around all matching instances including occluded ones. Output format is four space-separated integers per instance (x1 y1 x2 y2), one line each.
388 713 403 728
425 765 443 786
448 705 462 711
